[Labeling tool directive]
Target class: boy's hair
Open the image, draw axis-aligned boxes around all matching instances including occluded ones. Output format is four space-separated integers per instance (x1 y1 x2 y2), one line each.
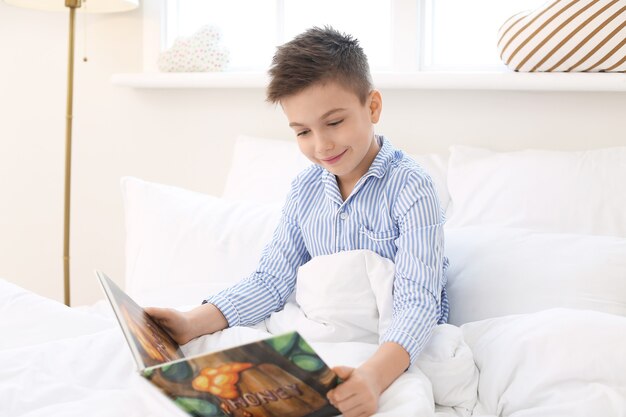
266 26 373 104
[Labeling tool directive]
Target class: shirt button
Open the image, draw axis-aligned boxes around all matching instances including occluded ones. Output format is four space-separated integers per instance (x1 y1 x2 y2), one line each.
339 212 348 220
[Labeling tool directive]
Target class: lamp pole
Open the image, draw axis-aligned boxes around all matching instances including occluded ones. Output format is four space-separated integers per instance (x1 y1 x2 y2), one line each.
4 0 138 307
63 0 80 306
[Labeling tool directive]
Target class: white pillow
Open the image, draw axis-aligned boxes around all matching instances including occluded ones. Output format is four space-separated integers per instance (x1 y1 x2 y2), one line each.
462 309 626 416
224 134 451 210
446 145 626 237
121 177 282 307
444 225 626 325
222 135 311 204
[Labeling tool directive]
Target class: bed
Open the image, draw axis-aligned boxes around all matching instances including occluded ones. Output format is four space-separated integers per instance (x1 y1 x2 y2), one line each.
1 135 625 417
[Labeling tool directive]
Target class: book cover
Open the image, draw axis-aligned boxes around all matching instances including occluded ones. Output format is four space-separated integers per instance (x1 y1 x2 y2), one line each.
143 332 340 417
96 270 341 417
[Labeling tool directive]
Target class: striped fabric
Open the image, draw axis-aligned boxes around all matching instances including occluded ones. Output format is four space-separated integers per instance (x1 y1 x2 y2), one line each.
498 0 625 72
204 136 449 365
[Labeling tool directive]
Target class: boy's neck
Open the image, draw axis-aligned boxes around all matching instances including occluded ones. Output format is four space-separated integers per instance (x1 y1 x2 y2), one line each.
337 135 381 200
338 179 357 201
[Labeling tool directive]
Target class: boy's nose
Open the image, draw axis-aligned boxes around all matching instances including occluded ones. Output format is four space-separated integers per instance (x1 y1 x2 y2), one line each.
315 134 334 154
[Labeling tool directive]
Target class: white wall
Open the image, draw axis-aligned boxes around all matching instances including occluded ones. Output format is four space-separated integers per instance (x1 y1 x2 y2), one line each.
1 3 625 306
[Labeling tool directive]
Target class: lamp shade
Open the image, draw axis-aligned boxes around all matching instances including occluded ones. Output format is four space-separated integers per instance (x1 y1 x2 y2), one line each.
4 0 138 13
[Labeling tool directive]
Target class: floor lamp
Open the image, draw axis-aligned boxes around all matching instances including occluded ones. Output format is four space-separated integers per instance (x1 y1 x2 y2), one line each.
4 0 138 306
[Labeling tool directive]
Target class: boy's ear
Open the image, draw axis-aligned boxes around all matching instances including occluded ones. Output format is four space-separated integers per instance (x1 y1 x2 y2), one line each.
368 90 382 123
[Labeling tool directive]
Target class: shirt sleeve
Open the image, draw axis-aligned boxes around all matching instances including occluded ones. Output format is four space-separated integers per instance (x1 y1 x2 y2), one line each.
203 176 311 327
380 171 446 365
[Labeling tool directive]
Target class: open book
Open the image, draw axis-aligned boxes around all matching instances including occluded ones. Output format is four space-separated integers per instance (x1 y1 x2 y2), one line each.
96 270 341 417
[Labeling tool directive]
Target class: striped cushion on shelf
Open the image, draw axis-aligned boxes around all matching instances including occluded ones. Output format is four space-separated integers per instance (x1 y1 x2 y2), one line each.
497 0 625 72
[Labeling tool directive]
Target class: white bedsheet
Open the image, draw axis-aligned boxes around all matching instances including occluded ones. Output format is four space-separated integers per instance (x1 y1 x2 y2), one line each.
2 270 625 417
0 278 467 417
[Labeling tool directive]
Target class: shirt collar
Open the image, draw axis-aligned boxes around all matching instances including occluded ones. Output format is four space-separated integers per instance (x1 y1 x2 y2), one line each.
320 135 395 204
321 135 394 179
366 135 394 180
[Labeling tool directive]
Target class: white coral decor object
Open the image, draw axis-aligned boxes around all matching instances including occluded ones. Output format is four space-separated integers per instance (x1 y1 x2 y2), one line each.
158 25 230 72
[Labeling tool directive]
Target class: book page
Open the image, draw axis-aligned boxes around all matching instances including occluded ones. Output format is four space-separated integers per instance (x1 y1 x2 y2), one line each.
96 271 185 370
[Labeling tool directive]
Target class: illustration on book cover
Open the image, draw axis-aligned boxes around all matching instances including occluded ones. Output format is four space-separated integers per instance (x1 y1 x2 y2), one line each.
143 332 341 417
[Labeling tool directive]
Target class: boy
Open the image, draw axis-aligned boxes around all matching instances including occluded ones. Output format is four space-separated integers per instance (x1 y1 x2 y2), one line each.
146 26 448 417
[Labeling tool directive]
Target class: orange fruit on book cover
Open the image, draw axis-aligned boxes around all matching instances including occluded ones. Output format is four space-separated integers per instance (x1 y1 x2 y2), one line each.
192 362 253 399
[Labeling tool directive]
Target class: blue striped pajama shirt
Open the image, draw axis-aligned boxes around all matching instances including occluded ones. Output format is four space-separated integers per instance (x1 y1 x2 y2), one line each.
205 135 449 364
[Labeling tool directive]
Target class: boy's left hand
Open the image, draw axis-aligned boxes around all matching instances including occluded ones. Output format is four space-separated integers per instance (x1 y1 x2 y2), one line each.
326 365 381 417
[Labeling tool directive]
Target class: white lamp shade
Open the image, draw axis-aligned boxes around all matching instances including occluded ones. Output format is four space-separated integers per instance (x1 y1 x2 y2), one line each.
4 0 138 13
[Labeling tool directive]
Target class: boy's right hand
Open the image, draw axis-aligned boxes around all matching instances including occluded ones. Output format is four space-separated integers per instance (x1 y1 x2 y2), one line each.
144 307 197 345
144 303 229 345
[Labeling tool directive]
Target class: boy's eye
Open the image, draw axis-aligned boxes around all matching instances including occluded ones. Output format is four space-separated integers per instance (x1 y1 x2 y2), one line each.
297 130 310 137
328 120 343 127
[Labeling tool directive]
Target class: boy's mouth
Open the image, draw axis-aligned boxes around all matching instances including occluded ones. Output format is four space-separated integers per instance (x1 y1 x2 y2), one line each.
321 149 347 165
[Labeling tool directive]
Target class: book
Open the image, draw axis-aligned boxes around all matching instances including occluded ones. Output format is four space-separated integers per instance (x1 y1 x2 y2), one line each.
96 270 341 417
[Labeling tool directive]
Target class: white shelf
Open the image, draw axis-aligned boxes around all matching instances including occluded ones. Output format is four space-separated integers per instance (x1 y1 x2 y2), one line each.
111 72 270 89
111 71 626 92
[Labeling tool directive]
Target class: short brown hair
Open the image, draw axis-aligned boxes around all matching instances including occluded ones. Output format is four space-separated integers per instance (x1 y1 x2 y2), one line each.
266 26 373 104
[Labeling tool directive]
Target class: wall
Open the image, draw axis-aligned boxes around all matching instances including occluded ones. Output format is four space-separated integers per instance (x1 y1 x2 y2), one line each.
1 3 625 306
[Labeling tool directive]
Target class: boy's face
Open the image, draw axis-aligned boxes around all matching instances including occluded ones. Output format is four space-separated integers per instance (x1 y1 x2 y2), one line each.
281 80 382 186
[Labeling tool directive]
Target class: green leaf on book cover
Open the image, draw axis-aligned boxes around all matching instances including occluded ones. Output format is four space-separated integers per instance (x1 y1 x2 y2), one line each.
291 354 324 372
161 361 193 382
297 337 315 354
142 369 153 378
266 332 297 355
174 397 223 417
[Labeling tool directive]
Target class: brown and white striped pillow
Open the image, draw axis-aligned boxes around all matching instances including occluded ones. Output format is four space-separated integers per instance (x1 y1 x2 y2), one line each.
497 0 625 72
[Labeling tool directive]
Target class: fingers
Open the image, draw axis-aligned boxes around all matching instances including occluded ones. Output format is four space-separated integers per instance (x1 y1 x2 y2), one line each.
330 393 361 414
143 308 171 332
143 307 193 345
330 398 370 417
144 308 180 339
343 406 369 417
144 307 174 323
144 306 163 319
329 390 376 416
332 365 354 381
328 366 355 402
327 366 378 417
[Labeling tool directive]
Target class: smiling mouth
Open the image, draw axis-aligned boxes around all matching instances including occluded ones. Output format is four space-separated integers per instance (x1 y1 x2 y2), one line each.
321 149 347 164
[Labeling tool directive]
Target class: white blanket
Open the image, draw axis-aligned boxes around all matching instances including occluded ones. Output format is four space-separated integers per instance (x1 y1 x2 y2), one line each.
463 309 626 416
261 250 479 416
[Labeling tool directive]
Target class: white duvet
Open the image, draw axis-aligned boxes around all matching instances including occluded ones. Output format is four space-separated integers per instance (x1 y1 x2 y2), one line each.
1 250 625 417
